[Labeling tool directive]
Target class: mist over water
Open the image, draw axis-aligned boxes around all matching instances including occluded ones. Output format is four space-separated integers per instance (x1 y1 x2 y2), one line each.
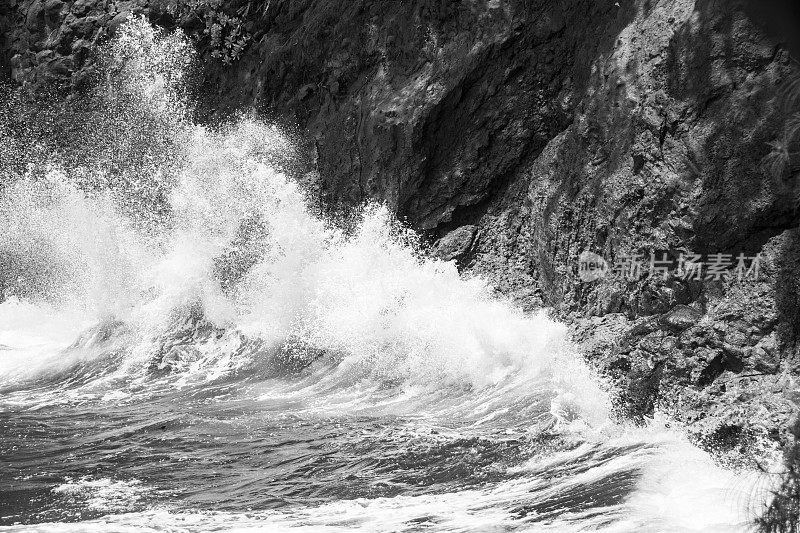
0 19 774 532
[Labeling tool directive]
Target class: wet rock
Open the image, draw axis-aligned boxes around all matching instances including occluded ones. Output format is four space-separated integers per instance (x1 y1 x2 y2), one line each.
71 0 98 17
433 225 477 262
44 0 64 17
26 1 44 30
70 15 98 37
108 11 130 35
752 333 781 373
47 54 73 76
34 48 55 63
638 332 665 354
659 305 703 332
724 328 748 348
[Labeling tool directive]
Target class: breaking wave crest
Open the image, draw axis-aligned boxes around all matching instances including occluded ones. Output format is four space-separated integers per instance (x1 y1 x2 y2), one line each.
0 19 602 427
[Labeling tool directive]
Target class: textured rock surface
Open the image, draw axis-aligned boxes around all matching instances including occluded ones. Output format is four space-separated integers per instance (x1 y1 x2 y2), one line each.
2 0 147 91
3 0 800 491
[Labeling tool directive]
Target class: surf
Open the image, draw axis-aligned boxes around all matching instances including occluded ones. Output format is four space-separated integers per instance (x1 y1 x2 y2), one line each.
0 18 776 532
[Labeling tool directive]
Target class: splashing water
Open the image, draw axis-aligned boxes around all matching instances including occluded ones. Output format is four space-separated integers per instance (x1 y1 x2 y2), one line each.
0 18 775 532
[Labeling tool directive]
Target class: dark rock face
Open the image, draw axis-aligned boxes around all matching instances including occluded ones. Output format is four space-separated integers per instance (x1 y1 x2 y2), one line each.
2 0 151 91
3 0 800 503
432 225 476 262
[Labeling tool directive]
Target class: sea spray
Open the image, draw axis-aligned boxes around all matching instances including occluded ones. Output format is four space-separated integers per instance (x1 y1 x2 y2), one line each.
0 18 603 421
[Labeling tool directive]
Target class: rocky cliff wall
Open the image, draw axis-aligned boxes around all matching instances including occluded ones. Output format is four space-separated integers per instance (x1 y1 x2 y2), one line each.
3 0 800 520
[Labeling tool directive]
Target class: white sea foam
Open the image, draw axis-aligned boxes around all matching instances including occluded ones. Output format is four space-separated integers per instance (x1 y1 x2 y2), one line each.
0 439 771 533
51 477 149 514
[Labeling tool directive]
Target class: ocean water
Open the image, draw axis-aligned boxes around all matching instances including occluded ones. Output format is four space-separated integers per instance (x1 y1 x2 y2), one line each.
0 19 774 532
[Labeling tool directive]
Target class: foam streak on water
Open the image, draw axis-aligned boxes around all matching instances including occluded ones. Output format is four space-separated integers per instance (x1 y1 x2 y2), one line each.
0 18 771 532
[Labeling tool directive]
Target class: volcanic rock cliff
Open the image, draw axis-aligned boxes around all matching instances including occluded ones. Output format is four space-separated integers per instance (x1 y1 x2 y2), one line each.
3 0 800 525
